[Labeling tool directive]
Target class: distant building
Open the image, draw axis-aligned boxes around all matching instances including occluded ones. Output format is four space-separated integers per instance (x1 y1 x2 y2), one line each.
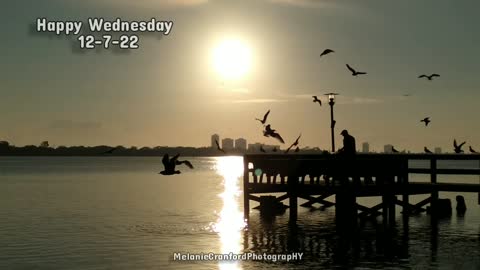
211 134 220 148
222 138 234 150
384 144 393 153
235 138 247 151
434 147 442 154
362 142 370 153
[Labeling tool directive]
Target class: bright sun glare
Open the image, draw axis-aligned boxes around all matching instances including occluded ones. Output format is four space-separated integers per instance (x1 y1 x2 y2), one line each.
213 39 252 80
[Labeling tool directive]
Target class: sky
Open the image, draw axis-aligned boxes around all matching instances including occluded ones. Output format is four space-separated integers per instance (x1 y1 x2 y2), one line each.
1 0 480 152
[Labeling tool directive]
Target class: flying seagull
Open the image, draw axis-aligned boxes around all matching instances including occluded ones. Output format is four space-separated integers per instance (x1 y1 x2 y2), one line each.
469 146 477 154
312 96 322 106
391 146 399 153
346 64 367 76
454 139 466 153
215 139 225 153
255 109 270 125
424 147 433 154
420 117 431 126
160 154 194 175
260 145 266 153
320 49 334 57
418 74 440 81
263 124 285 144
285 134 301 154
403 94 411 97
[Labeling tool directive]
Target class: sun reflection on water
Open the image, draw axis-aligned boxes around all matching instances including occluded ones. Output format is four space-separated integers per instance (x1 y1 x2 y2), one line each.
212 156 246 270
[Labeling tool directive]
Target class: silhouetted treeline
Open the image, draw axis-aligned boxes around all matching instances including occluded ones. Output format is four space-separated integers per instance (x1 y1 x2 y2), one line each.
0 141 326 156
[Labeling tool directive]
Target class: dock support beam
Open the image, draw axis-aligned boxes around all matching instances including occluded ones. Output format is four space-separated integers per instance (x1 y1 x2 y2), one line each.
288 175 298 224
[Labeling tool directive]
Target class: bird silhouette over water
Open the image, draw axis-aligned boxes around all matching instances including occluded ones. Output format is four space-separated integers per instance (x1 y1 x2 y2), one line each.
160 154 193 175
320 49 334 57
392 146 399 153
424 147 433 154
285 134 301 154
418 74 440 81
312 96 322 106
346 64 367 76
469 146 477 154
454 139 466 153
263 124 285 144
215 139 225 153
420 117 431 126
260 145 266 153
255 109 270 125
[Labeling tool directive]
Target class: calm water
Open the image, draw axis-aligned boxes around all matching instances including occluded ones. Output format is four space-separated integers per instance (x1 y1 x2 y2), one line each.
0 156 479 269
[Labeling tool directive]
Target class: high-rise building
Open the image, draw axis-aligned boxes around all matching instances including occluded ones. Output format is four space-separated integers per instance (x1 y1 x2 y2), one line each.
384 144 393 153
222 138 234 150
211 134 220 148
434 147 442 154
235 138 247 151
362 142 370 153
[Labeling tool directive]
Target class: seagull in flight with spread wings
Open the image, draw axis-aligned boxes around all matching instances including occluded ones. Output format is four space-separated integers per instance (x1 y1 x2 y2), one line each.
418 74 440 81
255 110 270 125
215 139 225 153
312 96 322 106
285 134 301 154
420 117 431 127
160 154 194 175
263 124 285 144
320 49 334 57
346 64 367 76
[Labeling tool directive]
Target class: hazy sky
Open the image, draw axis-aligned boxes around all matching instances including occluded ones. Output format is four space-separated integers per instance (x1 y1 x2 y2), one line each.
1 0 480 152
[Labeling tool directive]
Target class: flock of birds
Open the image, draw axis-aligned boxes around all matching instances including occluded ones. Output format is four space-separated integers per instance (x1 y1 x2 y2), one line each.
157 48 477 175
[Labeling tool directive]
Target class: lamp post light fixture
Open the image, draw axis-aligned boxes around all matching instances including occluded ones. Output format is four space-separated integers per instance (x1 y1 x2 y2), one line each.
324 93 339 152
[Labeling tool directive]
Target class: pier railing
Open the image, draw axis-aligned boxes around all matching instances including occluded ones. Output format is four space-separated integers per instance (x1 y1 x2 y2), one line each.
243 153 480 223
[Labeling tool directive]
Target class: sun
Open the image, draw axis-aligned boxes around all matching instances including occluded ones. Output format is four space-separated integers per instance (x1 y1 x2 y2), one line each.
212 39 252 81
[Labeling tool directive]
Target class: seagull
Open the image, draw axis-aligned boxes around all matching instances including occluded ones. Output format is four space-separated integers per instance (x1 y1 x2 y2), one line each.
102 147 117 154
418 74 440 81
312 96 322 106
424 147 433 154
391 146 399 153
263 124 285 144
320 49 334 57
285 134 301 154
260 145 266 153
255 110 270 125
454 139 466 153
215 139 225 153
160 154 194 175
403 94 411 97
469 146 477 154
294 146 300 153
420 117 431 126
346 64 367 76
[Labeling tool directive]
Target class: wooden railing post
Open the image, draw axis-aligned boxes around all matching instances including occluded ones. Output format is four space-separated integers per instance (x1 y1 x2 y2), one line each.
243 157 250 222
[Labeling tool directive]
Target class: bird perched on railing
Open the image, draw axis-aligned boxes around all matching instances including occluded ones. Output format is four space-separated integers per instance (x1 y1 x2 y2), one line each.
454 139 466 153
424 147 433 154
160 154 193 175
469 146 477 154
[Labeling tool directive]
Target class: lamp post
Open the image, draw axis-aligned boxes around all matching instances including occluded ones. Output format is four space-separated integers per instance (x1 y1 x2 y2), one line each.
324 93 339 152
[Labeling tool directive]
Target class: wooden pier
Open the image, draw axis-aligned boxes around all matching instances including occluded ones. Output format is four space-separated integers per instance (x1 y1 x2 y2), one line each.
243 154 480 226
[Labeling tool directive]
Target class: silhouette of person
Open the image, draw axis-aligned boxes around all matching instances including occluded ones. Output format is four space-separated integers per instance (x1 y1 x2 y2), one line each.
338 130 356 155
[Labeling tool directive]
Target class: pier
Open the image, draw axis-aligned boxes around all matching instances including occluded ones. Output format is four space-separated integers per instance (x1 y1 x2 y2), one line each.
243 154 480 226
